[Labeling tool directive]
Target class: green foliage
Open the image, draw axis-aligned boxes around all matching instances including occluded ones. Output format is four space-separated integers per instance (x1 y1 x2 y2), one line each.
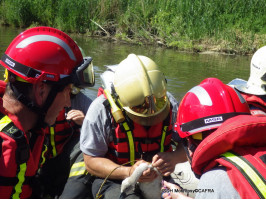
55 0 90 33
0 0 265 54
2 0 35 27
31 0 57 26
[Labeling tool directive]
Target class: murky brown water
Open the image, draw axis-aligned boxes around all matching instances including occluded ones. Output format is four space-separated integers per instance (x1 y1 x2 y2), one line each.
0 26 251 102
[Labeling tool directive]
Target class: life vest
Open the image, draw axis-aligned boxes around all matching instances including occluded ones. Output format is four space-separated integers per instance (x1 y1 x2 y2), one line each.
106 114 173 165
192 115 266 199
0 112 45 198
240 93 266 116
44 109 80 158
98 87 173 165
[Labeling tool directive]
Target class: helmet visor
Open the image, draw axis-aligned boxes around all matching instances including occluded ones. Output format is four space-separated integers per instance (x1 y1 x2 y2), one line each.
73 57 95 88
130 95 167 115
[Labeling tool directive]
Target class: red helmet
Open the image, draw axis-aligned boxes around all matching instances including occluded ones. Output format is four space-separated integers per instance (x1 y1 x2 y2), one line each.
0 26 84 84
175 78 250 138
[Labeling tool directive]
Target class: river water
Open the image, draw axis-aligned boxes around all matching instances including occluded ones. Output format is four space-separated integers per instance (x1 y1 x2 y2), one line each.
0 26 251 102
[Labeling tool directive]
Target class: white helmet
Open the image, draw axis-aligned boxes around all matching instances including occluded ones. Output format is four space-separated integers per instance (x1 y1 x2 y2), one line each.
113 54 170 126
235 46 266 95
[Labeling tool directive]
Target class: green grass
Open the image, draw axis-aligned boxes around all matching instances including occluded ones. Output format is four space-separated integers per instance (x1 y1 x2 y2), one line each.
0 0 265 54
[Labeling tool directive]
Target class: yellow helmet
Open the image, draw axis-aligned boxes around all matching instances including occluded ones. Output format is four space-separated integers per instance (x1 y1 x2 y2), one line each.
113 54 170 126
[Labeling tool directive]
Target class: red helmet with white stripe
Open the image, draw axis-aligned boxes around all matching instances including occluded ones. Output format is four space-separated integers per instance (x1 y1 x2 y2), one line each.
0 26 84 84
175 78 250 138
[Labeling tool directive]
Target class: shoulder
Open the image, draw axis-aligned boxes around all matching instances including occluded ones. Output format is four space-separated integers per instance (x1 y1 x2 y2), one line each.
195 166 240 199
84 95 111 122
88 94 107 111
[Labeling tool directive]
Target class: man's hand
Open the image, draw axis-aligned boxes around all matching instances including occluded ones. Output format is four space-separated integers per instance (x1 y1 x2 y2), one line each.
152 144 187 176
66 109 85 125
129 160 158 182
152 151 178 176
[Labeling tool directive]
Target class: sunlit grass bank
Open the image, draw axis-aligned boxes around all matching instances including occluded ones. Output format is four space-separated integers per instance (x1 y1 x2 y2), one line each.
0 0 265 54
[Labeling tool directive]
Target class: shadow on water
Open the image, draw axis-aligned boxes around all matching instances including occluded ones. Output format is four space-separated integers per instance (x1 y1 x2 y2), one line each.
0 27 251 102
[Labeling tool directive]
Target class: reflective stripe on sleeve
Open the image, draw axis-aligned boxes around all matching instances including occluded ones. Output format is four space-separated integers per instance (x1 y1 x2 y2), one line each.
69 162 88 177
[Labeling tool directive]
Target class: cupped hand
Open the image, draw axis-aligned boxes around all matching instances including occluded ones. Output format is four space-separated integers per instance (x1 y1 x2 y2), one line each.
129 160 158 183
152 152 177 176
66 109 85 125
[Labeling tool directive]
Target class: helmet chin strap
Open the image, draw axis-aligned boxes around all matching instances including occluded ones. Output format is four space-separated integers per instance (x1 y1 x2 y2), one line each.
9 82 64 129
181 138 194 163
34 85 63 129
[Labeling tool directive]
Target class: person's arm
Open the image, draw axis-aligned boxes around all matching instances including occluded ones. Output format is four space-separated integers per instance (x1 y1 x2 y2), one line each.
83 154 158 181
83 153 130 179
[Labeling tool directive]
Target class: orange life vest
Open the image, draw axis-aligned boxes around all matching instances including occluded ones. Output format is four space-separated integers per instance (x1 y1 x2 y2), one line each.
192 115 266 199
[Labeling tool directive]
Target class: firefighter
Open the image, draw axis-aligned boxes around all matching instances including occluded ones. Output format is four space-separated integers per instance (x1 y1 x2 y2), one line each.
0 26 94 198
163 78 266 199
80 54 187 198
229 46 266 116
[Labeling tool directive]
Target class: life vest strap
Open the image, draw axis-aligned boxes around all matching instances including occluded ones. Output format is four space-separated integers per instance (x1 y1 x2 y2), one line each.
121 122 135 166
160 126 168 152
49 126 57 157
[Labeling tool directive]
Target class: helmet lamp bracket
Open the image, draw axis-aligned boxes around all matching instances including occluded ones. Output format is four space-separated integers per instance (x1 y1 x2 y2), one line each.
72 57 95 88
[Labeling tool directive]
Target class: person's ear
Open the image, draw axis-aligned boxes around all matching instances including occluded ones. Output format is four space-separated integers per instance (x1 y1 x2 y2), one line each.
34 82 48 106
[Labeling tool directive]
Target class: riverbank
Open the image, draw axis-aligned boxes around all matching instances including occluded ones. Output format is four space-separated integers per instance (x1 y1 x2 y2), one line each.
1 0 265 55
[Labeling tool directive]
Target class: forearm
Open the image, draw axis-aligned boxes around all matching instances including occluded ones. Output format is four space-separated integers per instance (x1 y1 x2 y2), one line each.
83 153 130 180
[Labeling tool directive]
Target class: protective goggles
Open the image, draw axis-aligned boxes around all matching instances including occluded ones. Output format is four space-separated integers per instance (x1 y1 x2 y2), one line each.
130 95 167 114
71 57 95 88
